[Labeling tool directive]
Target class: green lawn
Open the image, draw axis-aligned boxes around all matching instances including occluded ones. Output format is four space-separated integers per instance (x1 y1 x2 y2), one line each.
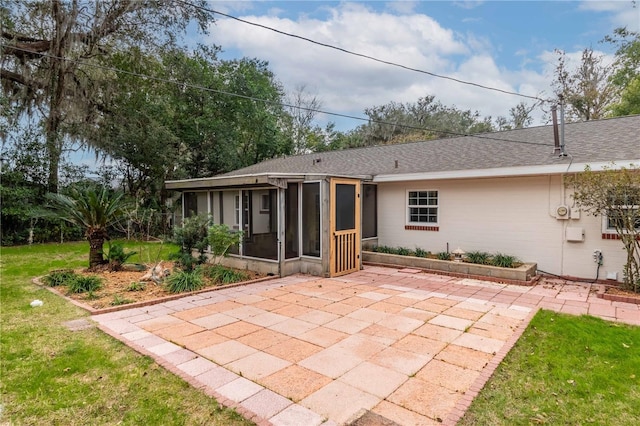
4 242 639 425
460 309 640 425
0 241 253 426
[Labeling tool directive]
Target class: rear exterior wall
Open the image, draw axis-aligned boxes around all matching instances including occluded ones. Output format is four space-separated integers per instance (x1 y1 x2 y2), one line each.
376 175 628 282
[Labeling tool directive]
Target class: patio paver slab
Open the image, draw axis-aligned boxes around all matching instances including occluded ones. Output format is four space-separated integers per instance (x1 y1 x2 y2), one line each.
92 266 635 426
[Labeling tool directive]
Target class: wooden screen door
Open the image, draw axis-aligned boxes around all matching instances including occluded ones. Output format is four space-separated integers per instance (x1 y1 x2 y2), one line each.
330 178 361 277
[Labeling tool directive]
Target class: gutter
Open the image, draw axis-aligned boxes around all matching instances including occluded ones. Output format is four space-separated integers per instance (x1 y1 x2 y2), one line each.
165 172 373 190
372 160 640 183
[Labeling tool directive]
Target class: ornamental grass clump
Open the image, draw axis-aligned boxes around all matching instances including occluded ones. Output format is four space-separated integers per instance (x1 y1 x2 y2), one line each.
67 275 102 294
414 247 430 258
491 253 519 268
165 269 204 293
202 264 249 285
436 251 451 261
43 269 77 287
466 251 492 265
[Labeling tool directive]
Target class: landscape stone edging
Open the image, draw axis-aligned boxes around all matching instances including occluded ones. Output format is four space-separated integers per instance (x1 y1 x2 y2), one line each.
596 284 640 305
32 274 280 315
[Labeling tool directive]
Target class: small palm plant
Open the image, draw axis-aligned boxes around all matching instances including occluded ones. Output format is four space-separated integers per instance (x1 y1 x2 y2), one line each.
45 187 130 269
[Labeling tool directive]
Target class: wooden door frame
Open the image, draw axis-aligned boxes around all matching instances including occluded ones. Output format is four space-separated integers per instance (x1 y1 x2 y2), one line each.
329 178 361 277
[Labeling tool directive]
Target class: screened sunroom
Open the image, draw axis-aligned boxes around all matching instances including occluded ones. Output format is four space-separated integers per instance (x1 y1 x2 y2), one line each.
166 174 378 278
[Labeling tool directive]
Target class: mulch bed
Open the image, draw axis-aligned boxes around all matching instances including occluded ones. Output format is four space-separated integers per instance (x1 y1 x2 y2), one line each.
37 262 271 314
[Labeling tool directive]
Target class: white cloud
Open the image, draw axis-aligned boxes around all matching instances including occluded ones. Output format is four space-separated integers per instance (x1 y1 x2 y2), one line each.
204 2 608 131
385 0 419 14
453 1 485 10
579 1 640 31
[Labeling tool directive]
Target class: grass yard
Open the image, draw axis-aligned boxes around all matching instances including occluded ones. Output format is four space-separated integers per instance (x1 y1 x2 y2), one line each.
460 309 640 425
0 241 253 426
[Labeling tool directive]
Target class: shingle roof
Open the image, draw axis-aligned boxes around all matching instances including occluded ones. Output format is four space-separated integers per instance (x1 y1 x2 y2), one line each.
223 115 639 178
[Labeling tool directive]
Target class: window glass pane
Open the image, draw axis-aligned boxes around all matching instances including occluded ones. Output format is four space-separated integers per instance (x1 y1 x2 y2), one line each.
183 192 198 218
607 208 640 230
220 191 240 254
210 191 221 224
362 184 377 238
335 184 355 231
285 183 299 259
243 189 278 260
303 183 321 257
408 190 438 224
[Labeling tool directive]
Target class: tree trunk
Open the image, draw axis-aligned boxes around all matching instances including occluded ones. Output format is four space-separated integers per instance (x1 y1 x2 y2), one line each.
87 230 107 269
45 0 72 193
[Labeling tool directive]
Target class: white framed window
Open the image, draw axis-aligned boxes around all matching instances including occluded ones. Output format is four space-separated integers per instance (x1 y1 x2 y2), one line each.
407 190 438 224
260 193 270 213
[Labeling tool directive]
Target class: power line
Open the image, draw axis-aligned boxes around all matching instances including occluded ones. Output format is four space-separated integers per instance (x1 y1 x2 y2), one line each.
1 43 553 147
177 0 550 104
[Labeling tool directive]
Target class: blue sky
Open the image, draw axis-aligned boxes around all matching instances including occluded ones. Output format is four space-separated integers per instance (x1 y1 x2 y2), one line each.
199 1 639 130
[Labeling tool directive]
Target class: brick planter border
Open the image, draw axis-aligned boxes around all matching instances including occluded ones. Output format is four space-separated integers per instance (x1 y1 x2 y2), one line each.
596 284 640 305
33 275 280 315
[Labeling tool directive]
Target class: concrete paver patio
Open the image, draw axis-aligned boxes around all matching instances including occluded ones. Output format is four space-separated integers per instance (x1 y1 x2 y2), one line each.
92 266 640 426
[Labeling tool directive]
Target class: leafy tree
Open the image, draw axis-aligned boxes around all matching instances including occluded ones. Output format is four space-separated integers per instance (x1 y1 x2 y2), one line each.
216 58 292 169
1 0 213 192
284 84 323 154
0 125 84 245
609 76 640 116
605 28 640 116
495 101 538 130
569 165 640 293
348 95 494 148
552 48 617 121
604 27 640 89
45 187 130 269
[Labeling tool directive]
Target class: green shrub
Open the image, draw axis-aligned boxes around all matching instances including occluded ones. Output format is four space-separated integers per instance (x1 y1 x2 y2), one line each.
203 264 249 284
105 242 137 270
491 253 519 268
374 245 396 254
171 214 211 271
208 224 242 260
396 247 412 256
68 275 102 294
436 251 451 261
466 251 492 265
127 281 146 292
43 269 77 287
414 247 429 258
165 269 204 293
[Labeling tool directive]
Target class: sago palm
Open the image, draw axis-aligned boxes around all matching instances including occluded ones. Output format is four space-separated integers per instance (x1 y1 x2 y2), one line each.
46 187 129 269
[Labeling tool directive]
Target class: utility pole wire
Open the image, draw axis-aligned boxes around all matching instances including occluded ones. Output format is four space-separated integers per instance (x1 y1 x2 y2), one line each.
0 44 553 147
177 0 550 104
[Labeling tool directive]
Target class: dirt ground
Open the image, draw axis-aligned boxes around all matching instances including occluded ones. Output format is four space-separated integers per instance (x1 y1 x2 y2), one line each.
54 262 264 310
